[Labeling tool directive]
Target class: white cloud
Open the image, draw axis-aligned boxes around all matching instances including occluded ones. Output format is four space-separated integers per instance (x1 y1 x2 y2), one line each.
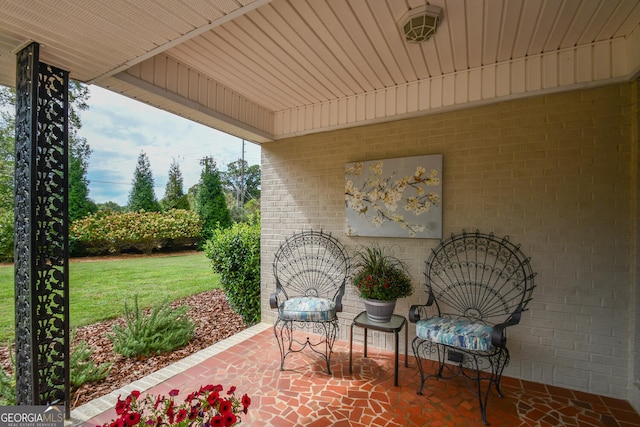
78 85 260 205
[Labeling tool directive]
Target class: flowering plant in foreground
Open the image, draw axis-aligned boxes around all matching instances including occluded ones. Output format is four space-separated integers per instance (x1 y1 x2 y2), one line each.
99 384 251 427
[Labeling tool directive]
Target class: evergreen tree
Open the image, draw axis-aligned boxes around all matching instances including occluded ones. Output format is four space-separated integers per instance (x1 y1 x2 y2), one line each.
0 88 15 212
127 151 161 212
161 159 189 210
68 137 97 222
195 156 231 239
67 82 96 221
0 89 15 261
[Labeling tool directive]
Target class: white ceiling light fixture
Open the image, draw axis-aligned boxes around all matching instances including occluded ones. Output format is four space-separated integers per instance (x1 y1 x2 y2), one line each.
399 4 443 43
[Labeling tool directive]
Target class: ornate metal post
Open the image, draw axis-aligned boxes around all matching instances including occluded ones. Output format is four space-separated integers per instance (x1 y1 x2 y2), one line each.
14 41 70 417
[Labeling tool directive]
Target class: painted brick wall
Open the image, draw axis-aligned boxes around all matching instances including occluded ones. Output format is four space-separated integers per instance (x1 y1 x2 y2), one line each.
260 82 638 403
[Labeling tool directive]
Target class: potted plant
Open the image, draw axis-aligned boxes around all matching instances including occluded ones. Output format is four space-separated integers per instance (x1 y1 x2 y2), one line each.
351 246 413 322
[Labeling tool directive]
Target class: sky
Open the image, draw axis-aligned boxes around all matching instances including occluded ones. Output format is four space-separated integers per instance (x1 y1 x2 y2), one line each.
77 85 261 206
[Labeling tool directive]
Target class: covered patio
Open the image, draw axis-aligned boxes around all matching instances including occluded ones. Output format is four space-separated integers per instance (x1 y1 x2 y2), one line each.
71 325 640 426
1 0 640 424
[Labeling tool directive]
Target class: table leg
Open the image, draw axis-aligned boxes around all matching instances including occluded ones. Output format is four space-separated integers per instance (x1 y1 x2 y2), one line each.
349 322 354 374
363 327 368 357
394 330 399 387
404 321 409 367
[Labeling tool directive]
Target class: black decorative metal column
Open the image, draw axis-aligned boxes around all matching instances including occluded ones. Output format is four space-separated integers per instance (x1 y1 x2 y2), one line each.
14 42 70 417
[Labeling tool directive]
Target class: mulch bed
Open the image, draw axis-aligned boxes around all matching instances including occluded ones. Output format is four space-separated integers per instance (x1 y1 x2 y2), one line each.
0 289 247 409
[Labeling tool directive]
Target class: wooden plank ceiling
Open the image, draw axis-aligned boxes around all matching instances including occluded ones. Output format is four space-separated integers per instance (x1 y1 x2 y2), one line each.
1 0 639 143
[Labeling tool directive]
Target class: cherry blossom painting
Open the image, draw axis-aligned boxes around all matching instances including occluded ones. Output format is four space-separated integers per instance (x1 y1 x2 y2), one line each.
345 154 442 238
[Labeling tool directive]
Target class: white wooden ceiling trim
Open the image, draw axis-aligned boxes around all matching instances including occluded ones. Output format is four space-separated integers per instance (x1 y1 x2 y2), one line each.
171 27 322 110
168 37 299 111
117 54 274 141
273 37 638 140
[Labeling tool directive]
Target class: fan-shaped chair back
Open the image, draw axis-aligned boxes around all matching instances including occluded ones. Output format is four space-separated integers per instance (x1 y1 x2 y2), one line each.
273 230 350 304
426 230 535 323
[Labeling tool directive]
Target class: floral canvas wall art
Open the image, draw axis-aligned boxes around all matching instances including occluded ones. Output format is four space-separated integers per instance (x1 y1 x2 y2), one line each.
345 154 442 238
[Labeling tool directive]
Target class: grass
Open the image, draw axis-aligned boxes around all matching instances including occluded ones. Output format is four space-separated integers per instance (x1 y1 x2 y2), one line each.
0 252 219 342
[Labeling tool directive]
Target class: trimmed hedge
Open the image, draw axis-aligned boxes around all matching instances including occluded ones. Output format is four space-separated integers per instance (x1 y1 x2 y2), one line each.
70 209 203 255
204 219 260 325
0 208 13 263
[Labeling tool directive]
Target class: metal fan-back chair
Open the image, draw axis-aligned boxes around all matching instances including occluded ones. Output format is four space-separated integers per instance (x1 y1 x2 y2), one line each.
409 230 536 425
270 230 350 374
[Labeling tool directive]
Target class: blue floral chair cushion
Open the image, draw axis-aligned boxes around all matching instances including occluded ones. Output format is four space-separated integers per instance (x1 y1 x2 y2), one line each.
279 297 337 321
416 317 494 351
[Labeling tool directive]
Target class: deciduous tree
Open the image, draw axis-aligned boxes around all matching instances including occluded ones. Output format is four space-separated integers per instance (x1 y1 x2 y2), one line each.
221 159 260 222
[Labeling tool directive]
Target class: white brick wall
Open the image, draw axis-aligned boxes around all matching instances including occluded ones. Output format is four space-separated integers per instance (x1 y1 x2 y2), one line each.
260 82 638 406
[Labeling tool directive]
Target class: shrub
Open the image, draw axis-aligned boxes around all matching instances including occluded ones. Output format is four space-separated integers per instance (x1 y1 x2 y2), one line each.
204 218 260 325
109 296 195 358
0 339 112 403
0 208 13 263
70 209 203 255
70 339 112 389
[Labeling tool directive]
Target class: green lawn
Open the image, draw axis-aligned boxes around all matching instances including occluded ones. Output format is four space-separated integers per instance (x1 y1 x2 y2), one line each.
0 252 219 342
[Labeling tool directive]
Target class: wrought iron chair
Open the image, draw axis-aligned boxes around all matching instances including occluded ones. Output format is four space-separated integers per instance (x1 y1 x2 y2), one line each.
270 230 350 375
409 230 536 425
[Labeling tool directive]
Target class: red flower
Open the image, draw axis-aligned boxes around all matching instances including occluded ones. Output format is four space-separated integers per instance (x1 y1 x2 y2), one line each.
241 394 251 413
210 415 224 427
124 412 141 427
188 405 199 420
130 391 141 400
207 391 220 406
109 418 125 427
175 409 188 423
169 389 180 397
165 401 175 424
223 413 237 427
227 386 236 395
154 395 163 410
218 400 232 415
116 396 129 415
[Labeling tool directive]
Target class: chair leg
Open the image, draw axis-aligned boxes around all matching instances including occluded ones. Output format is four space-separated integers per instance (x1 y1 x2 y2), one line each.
308 318 339 374
412 337 427 395
412 342 509 425
273 318 339 374
466 350 509 425
273 318 292 371
492 347 510 397
469 354 493 426
412 338 444 395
